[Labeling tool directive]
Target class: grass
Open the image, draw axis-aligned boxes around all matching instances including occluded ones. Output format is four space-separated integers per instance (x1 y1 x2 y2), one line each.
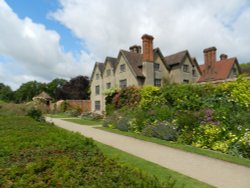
0 115 171 187
97 127 250 168
65 118 102 125
96 141 214 188
46 113 72 118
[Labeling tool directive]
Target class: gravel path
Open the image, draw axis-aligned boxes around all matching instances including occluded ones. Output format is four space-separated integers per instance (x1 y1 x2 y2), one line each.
47 117 250 188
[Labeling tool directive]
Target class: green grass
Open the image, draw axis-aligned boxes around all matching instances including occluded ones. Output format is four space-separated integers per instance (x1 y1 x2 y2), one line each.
65 118 102 125
0 116 171 187
46 113 72 118
97 127 250 168
96 141 213 188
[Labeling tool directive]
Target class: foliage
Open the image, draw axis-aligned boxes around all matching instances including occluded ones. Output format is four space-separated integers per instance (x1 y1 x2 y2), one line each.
55 75 90 100
0 116 167 188
45 78 67 99
26 107 44 122
112 86 141 109
14 81 47 103
104 75 250 159
0 83 13 102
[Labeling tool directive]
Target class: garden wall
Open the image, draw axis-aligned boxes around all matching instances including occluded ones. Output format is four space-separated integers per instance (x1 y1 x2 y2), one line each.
66 100 91 112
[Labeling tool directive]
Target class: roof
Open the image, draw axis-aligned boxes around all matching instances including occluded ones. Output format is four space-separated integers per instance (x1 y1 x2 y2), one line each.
165 50 188 66
198 57 239 82
33 91 52 100
105 56 118 70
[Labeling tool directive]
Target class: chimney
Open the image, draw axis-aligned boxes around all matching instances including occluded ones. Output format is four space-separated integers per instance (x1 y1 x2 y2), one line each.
129 45 142 54
220 54 228 60
141 34 154 62
203 47 217 75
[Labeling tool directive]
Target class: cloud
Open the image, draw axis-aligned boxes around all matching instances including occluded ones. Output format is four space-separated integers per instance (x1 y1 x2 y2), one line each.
51 0 250 63
0 0 94 90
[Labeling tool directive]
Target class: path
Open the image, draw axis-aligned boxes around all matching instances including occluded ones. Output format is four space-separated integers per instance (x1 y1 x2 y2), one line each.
47 117 250 188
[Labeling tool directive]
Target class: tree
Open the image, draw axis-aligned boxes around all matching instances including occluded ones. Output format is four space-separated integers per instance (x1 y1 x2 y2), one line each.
45 78 67 99
0 83 13 102
55 76 90 100
14 81 47 103
240 62 250 76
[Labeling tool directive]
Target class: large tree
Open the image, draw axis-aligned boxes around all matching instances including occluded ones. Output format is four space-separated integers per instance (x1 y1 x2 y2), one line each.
14 81 47 103
55 76 90 100
46 78 67 99
0 83 13 102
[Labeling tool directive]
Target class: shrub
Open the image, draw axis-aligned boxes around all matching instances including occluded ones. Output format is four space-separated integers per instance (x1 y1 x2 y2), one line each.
66 107 82 117
142 120 179 141
117 117 129 132
26 108 44 122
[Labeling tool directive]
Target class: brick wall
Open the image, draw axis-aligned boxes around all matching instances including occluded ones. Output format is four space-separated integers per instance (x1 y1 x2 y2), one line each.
66 100 91 112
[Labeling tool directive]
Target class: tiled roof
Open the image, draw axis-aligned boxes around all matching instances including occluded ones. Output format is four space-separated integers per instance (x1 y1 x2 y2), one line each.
106 57 118 69
34 91 52 99
198 57 238 82
120 50 145 78
165 50 188 66
97 62 105 74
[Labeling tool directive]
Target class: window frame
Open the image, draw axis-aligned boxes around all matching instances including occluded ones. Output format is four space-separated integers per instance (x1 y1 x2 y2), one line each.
120 64 126 72
95 101 101 111
183 64 189 73
154 79 161 87
95 85 100 95
106 82 111 89
119 79 127 88
154 63 160 71
96 73 100 80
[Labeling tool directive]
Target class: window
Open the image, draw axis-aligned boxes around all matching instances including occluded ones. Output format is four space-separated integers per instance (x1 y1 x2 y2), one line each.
232 67 237 76
96 73 100 80
120 64 126 72
106 82 111 89
183 65 189 72
154 79 161 87
95 101 100 111
183 79 189 83
192 69 197 77
106 69 111 77
119 79 127 88
154 63 160 71
95 85 100 95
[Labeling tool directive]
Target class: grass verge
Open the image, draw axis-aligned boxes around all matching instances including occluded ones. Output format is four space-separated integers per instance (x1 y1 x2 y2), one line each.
97 127 250 168
65 118 102 126
96 141 213 188
0 116 172 187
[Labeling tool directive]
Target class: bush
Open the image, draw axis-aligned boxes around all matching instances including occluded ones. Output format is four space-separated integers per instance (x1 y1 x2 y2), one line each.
142 120 179 141
66 108 82 117
26 108 44 122
117 117 129 132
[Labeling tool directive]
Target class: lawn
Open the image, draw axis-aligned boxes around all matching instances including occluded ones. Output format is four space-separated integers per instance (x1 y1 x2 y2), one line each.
97 127 250 168
0 116 169 187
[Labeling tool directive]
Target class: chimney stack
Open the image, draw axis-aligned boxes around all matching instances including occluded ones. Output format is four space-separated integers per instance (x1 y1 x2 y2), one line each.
129 45 142 54
203 47 217 75
141 34 154 62
220 54 228 60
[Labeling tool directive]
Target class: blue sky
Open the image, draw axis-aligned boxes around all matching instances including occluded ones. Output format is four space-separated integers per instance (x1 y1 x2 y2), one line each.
0 0 250 90
5 0 83 55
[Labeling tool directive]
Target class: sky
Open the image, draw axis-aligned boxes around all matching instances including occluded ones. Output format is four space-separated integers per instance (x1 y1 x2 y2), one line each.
0 0 250 90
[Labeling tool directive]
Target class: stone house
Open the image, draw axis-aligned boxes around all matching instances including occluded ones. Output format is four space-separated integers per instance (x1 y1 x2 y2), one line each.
90 34 201 113
198 47 241 83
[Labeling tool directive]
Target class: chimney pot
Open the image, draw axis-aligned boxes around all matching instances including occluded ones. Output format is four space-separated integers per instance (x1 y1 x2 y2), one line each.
220 54 228 60
129 45 141 54
141 34 154 62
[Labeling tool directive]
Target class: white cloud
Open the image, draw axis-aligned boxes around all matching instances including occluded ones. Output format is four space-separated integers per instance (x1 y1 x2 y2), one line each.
1 0 250 90
52 0 250 63
0 0 94 90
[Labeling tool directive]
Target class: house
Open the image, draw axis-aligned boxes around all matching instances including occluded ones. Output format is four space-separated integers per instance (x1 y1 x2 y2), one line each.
90 34 201 113
198 47 241 83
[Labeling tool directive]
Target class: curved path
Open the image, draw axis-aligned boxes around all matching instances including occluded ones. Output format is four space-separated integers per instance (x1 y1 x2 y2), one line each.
47 117 250 188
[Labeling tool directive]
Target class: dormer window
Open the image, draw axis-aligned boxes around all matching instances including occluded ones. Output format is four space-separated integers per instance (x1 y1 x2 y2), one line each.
106 69 111 77
96 73 100 80
192 69 197 77
120 64 126 72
